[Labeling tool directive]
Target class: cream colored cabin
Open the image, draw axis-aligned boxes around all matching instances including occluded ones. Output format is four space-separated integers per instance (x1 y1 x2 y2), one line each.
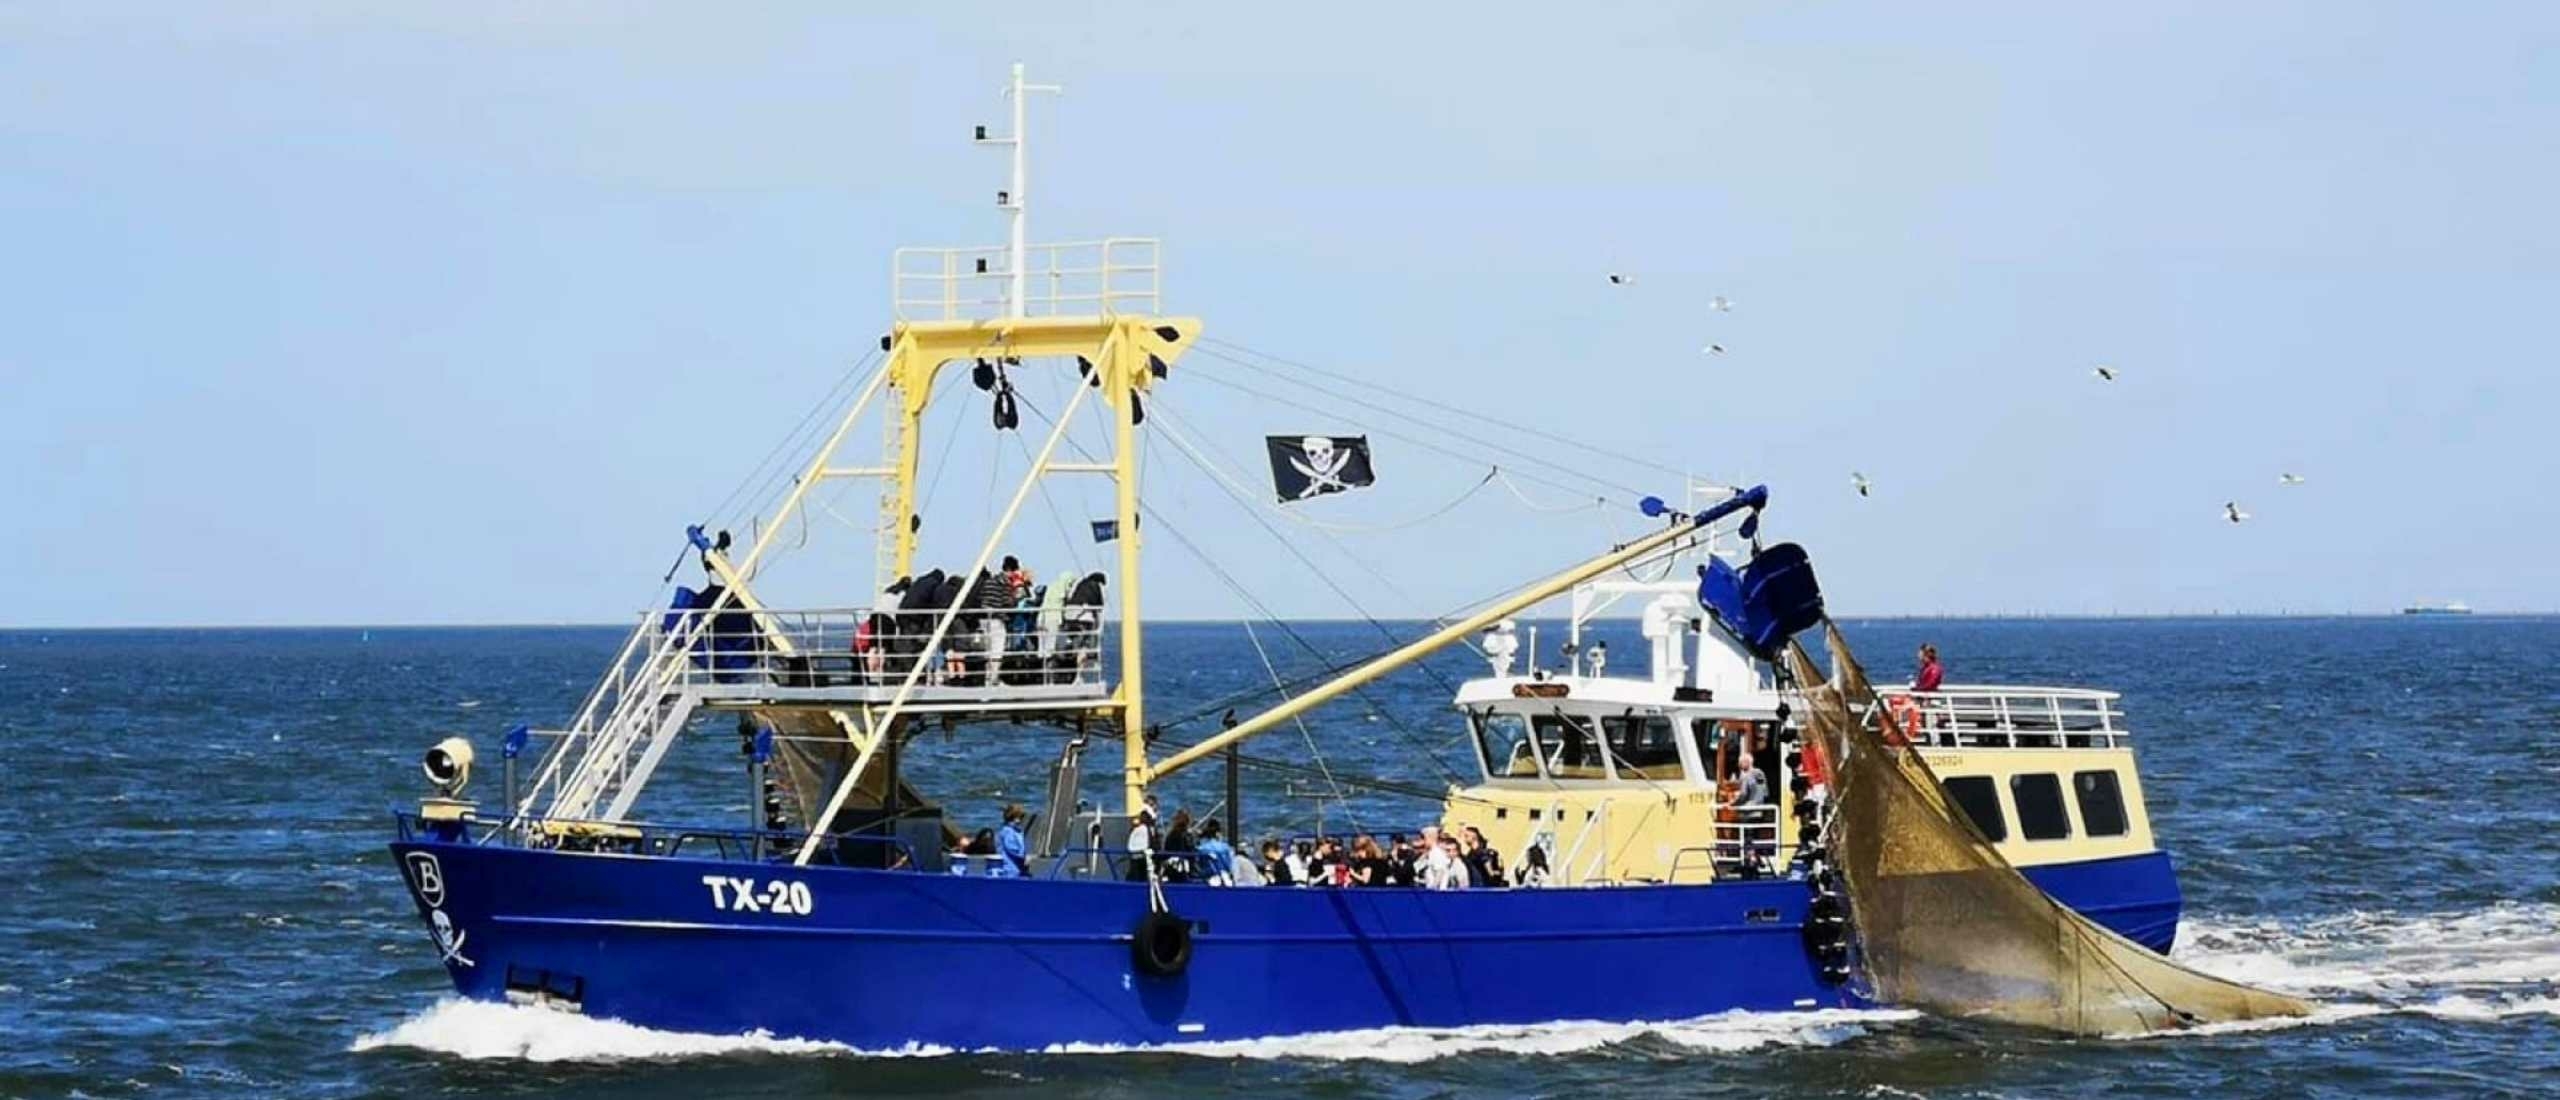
1437 581 2160 885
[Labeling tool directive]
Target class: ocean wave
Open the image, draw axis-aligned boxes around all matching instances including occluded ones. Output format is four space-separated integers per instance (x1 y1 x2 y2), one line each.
350 998 1908 1065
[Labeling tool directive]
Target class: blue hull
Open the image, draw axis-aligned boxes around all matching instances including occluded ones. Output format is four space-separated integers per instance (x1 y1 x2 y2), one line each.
388 840 2181 1050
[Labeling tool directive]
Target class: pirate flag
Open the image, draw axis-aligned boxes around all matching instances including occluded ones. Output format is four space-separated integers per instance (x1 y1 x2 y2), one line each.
1266 435 1377 503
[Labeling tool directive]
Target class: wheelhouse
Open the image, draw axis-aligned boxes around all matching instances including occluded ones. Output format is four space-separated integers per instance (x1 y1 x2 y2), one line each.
1438 577 2161 886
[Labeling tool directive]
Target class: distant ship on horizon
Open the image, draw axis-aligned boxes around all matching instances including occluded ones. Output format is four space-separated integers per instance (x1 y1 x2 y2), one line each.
2401 601 2474 616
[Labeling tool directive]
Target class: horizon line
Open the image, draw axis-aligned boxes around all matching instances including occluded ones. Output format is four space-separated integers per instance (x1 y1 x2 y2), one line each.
3 610 2553 632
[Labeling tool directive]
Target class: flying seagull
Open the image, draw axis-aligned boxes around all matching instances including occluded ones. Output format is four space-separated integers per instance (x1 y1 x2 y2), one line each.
1704 343 1727 356
2094 365 2119 382
2279 473 2306 486
2224 501 2250 524
1851 472 1872 498
1608 272 1634 286
1710 295 1732 312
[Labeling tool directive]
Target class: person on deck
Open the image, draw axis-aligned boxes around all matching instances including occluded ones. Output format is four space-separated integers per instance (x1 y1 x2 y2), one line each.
1427 837 1469 890
1515 843 1552 887
1162 810 1199 883
1348 835 1390 887
993 804 1029 878
1462 826 1505 887
1317 837 1351 887
1001 555 1033 603
1285 840 1313 886
1733 761 1769 807
1260 839 1296 886
1914 644 1945 693
1124 808 1156 882
1387 834 1417 886
1196 819 1236 886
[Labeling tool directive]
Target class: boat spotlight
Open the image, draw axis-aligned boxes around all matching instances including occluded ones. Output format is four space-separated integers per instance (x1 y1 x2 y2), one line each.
423 737 475 797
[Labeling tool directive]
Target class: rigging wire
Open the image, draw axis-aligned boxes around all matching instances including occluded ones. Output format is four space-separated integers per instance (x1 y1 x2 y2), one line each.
1143 401 1486 678
1008 390 1474 789
1491 467 1608 514
1176 360 1634 509
1239 616 1364 833
1184 343 1655 501
708 350 882 542
1197 335 1697 484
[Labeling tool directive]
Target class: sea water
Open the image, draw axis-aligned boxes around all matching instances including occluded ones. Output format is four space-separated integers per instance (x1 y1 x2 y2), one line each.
4 618 2556 1098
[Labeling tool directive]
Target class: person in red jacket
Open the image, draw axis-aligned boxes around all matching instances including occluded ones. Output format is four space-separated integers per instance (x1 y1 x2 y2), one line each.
1913 644 1945 693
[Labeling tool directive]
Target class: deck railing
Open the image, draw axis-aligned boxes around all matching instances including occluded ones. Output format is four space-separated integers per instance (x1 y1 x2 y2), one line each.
650 605 1108 695
891 238 1162 322
1878 684 2130 749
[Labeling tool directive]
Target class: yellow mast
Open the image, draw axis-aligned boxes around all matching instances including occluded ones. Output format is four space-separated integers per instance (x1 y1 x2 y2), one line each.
1110 329 1150 815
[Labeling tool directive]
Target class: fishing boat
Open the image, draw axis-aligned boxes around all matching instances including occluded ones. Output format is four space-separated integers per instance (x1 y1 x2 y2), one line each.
388 68 2222 1048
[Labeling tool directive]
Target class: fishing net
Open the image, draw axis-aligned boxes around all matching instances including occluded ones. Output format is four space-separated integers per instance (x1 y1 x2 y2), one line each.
758 709 945 837
1789 622 2313 1035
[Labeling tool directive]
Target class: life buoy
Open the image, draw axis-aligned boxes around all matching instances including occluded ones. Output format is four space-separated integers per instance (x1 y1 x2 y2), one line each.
1132 911 1192 977
1883 696 1923 745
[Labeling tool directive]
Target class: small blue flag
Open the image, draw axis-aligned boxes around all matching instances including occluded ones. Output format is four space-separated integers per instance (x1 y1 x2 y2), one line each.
1091 519 1119 543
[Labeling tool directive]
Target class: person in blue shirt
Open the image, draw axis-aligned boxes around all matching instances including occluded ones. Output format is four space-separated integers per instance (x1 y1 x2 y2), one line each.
1194 818 1236 886
993 804 1030 878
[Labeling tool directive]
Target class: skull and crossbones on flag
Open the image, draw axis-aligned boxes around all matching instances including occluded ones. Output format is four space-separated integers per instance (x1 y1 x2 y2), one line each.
1266 435 1377 502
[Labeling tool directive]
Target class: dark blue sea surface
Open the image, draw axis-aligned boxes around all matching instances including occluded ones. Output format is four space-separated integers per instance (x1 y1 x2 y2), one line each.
5 617 2557 1098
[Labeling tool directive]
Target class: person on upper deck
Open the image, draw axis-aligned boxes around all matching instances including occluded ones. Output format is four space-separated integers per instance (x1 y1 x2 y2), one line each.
1913 644 1945 693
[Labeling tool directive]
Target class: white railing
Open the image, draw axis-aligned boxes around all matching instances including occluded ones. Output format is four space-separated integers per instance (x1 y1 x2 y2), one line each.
644 606 1108 694
1879 684 2129 749
519 614 700 819
1711 804 1781 876
892 238 1161 322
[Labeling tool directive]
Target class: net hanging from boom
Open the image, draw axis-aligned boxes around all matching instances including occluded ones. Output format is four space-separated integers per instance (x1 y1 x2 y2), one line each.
1788 621 2314 1036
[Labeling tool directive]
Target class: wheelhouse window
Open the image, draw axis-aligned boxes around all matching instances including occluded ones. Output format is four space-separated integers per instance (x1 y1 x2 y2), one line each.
1530 713 1611 779
2009 773 2073 840
1601 714 1682 781
1940 776 2008 842
2073 769 2130 837
1472 711 1542 779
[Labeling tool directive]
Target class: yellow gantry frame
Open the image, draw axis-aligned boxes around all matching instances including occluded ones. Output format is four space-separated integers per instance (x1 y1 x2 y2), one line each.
700 306 1722 843
844 314 1197 822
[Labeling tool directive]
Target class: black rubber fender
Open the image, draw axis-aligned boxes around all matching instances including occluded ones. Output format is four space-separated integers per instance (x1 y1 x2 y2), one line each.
1132 911 1193 977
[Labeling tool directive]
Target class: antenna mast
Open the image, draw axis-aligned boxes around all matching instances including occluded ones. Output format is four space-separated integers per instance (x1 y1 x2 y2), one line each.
980 62 1061 318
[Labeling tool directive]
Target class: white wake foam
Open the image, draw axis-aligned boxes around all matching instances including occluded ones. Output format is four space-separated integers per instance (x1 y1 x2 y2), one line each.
2172 901 2560 1025
350 999 879 1062
1045 1008 1912 1062
351 998 1907 1064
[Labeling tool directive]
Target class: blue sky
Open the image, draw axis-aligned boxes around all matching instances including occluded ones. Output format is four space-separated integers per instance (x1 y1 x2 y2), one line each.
5 3 2556 626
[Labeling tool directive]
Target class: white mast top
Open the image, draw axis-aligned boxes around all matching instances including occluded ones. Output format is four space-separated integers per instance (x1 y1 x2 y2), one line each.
983 62 1062 319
